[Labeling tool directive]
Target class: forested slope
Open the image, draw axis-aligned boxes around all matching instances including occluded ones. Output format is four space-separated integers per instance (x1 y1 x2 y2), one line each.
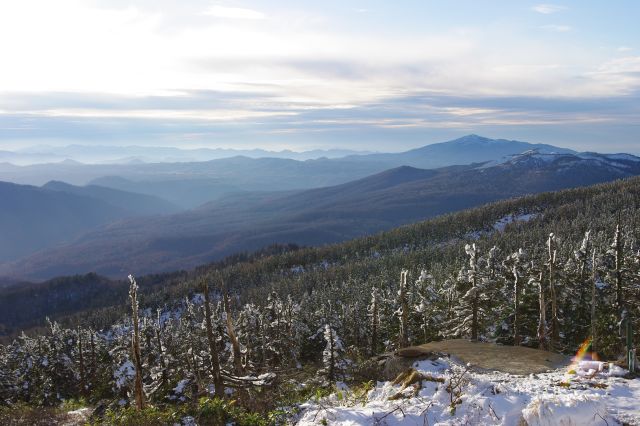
1 177 639 421
4 149 638 280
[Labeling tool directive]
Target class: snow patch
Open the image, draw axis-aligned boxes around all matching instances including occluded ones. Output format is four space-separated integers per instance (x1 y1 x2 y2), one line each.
522 396 608 426
291 265 305 274
296 357 638 425
173 379 189 395
190 293 205 305
493 213 538 232
114 361 135 389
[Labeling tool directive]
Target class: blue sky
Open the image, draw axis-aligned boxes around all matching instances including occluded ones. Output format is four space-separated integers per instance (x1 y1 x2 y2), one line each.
0 0 638 153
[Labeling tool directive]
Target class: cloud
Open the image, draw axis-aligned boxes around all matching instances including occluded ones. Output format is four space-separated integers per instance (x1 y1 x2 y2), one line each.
541 24 572 32
1 108 295 121
0 1 637 153
532 4 567 14
588 56 640 94
1 88 639 152
617 46 633 52
0 1 627 103
203 5 265 20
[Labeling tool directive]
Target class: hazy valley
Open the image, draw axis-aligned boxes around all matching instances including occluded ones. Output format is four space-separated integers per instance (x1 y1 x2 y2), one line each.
2 135 638 280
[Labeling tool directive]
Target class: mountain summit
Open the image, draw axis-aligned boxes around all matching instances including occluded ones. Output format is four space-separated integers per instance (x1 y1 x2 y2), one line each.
344 135 574 169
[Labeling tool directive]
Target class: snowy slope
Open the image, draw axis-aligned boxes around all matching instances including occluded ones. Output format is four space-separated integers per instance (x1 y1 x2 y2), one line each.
479 149 640 171
296 357 639 425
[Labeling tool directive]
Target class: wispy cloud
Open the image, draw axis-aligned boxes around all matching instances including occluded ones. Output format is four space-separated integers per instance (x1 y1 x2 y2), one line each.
541 24 572 32
532 4 567 14
0 108 295 121
590 55 640 93
203 5 265 20
0 1 638 152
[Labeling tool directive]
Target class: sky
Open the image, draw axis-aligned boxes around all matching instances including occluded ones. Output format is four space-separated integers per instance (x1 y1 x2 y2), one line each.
0 0 639 153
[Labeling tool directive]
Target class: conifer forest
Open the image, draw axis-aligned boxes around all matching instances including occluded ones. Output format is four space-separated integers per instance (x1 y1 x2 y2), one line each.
1 177 639 424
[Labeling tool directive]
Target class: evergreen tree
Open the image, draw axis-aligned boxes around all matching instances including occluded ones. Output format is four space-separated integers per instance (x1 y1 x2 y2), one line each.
319 323 345 384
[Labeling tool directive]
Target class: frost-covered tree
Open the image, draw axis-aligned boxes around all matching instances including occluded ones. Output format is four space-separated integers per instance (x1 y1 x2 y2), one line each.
0 353 15 405
319 323 345 384
561 231 593 347
128 275 145 410
221 280 243 376
202 279 224 398
547 234 560 350
236 303 262 367
505 248 527 345
367 287 380 355
396 270 410 348
530 268 547 350
413 270 440 343
447 244 491 340
612 225 625 315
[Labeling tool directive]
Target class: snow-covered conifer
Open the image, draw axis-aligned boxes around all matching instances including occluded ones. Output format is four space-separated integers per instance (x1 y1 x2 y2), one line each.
396 270 410 348
319 323 345 384
128 275 145 410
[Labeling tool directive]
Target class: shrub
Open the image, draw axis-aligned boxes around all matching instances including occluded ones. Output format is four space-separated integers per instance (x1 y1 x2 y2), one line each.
102 405 181 426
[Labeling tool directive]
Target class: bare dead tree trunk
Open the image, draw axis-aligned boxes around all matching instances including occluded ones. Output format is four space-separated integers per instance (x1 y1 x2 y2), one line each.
186 326 202 387
352 302 360 349
469 245 479 341
547 234 559 351
128 275 145 410
90 330 96 385
538 271 547 351
221 279 244 375
284 298 294 361
77 327 86 397
614 225 624 316
513 266 521 346
155 310 168 388
613 224 627 354
398 270 410 348
203 280 225 398
591 250 597 352
370 289 379 356
327 325 336 383
258 315 266 367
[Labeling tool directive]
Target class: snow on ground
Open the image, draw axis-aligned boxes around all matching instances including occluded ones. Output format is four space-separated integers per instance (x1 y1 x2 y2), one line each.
296 357 640 425
61 407 92 426
464 213 538 241
493 213 538 232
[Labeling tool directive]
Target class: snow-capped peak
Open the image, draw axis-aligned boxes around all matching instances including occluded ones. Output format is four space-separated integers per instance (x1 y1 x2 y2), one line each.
477 149 640 170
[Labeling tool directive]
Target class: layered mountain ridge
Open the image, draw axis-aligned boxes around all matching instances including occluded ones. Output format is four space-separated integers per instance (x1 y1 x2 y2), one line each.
1 143 637 280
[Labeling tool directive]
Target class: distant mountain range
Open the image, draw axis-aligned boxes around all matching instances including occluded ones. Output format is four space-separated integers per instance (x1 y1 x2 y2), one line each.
0 135 578 208
0 181 178 262
1 134 571 167
2 145 638 280
42 181 179 215
0 155 387 207
0 145 373 166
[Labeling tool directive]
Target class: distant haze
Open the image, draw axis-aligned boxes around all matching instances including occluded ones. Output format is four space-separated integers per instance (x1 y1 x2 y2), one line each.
2 135 639 280
0 145 374 166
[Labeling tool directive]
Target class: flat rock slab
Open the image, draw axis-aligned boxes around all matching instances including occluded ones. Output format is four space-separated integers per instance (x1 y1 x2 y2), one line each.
399 339 570 375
